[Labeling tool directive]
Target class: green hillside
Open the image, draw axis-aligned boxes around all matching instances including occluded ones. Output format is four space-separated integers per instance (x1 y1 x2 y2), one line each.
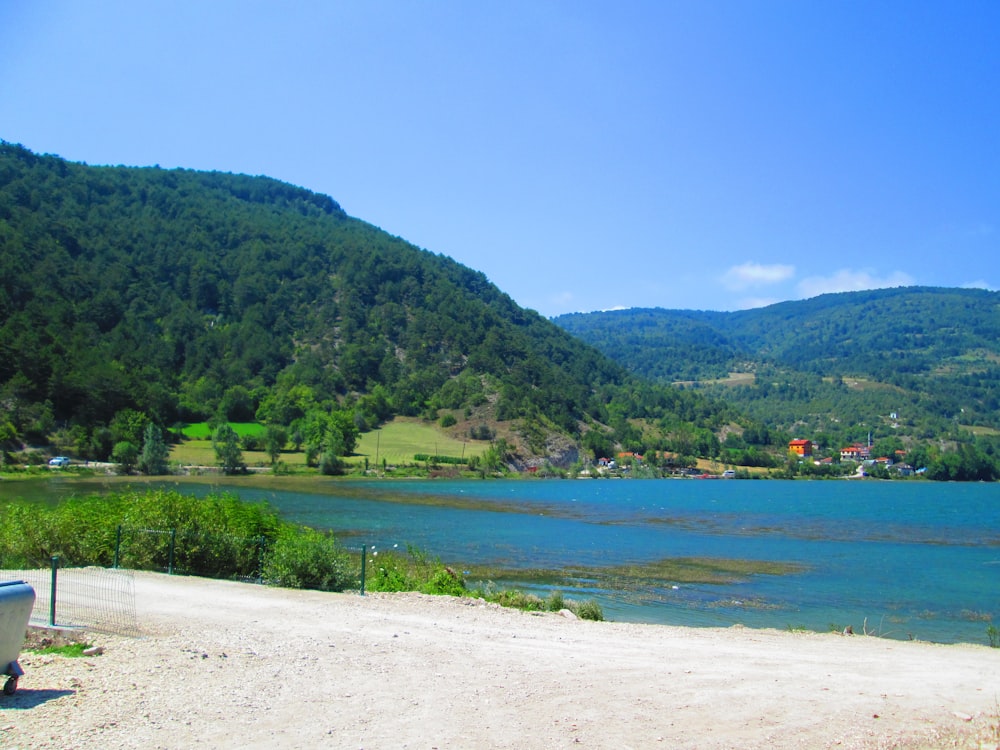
0 142 734 469
554 288 1000 472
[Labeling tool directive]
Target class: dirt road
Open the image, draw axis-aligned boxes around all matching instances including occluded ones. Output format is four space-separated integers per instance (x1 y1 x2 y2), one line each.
3 571 998 749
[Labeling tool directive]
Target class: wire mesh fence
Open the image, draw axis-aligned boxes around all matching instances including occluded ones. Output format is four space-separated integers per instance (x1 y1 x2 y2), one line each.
111 525 267 582
2 564 140 637
1 527 376 639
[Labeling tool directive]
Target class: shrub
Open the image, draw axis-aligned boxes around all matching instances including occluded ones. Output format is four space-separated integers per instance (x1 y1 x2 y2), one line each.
421 567 466 597
367 550 418 592
319 450 343 475
263 528 353 591
572 599 605 621
469 424 494 441
364 545 458 595
494 590 545 611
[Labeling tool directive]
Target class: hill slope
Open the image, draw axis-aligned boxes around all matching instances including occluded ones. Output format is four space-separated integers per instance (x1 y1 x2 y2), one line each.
554 287 1000 446
0 142 731 464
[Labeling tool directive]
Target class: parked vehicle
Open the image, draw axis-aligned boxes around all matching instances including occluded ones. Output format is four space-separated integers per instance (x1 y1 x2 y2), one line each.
48 456 70 467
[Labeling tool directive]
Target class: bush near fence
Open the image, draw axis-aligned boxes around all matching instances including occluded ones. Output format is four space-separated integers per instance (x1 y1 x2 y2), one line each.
0 489 386 592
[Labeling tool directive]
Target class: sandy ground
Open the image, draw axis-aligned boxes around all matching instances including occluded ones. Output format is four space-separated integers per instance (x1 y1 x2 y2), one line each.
2 572 999 750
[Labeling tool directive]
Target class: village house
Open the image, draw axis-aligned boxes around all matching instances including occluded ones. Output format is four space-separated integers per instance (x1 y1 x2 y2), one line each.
617 452 644 463
788 439 813 457
840 443 871 462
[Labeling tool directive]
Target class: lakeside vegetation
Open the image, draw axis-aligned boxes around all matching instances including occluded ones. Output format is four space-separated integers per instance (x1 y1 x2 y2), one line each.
0 487 604 620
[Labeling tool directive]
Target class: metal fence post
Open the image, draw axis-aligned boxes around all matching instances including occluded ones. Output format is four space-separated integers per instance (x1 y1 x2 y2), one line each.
49 556 58 627
257 535 266 584
360 544 366 596
168 528 176 575
113 525 122 569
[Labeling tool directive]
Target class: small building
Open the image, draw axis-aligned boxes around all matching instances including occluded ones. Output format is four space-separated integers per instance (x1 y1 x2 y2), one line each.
617 452 644 463
788 439 813 457
840 443 871 462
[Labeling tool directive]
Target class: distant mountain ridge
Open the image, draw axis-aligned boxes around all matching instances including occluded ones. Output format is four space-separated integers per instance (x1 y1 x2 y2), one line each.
554 286 1000 442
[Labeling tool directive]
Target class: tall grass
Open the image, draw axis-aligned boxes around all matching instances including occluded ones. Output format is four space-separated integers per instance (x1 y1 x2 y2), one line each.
0 489 604 621
0 490 284 576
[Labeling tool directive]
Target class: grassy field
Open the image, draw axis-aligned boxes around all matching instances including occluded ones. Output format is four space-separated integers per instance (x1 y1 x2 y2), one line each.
168 417 488 470
168 441 303 468
961 424 1000 437
178 422 266 439
349 417 487 468
674 372 755 388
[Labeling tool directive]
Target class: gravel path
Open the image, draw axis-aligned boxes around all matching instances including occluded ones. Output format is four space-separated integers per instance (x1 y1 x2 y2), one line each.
2 571 999 749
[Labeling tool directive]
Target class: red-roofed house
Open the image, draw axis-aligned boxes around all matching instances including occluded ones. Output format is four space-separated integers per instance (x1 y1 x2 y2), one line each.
788 439 813 457
840 443 871 462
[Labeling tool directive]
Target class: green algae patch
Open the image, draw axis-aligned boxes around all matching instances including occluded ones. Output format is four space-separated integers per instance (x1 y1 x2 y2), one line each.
604 556 807 584
463 555 806 591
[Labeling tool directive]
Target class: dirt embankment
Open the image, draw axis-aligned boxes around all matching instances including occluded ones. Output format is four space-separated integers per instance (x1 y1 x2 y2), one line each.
3 571 999 749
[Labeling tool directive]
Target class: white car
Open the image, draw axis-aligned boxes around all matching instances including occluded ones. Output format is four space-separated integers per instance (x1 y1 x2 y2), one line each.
48 456 71 467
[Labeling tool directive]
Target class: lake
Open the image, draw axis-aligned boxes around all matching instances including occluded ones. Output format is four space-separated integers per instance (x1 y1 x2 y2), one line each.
5 476 998 644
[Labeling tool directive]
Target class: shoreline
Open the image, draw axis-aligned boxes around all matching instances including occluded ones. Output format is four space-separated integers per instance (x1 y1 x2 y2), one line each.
3 477 998 648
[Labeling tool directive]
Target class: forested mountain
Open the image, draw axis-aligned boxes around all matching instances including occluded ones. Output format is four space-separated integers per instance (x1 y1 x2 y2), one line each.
0 142 734 465
554 287 1000 453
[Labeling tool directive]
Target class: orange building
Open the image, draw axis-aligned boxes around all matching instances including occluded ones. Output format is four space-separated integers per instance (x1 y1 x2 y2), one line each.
788 439 813 457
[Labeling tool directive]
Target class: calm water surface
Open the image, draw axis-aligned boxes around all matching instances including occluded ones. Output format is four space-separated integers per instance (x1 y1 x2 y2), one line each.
185 478 999 644
6 477 998 644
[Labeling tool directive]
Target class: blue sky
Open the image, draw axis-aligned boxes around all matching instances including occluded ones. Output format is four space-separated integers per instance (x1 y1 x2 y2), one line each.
2 1 997 316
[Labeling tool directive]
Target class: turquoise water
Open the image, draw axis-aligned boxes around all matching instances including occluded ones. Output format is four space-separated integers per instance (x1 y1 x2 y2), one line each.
200 478 999 645
6 477 996 643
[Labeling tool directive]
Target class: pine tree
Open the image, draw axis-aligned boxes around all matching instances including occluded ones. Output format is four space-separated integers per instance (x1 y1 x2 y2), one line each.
139 423 169 475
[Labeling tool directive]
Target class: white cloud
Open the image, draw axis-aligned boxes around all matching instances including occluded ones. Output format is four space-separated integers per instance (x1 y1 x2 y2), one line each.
733 296 782 310
721 262 795 291
961 279 996 291
796 269 915 299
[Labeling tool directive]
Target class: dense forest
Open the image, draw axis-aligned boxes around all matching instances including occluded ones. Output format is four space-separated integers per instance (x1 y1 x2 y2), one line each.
0 142 735 468
3 142 996 479
555 289 1000 477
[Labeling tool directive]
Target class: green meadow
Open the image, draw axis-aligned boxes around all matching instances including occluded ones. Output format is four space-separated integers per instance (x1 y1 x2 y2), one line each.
170 417 487 471
351 418 485 468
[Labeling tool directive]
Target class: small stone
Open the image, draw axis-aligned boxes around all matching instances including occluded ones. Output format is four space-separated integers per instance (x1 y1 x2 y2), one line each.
82 646 104 657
